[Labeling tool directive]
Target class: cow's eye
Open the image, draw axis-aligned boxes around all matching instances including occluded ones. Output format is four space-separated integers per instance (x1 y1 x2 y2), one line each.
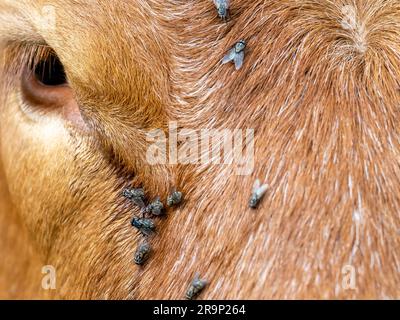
20 49 86 130
34 53 67 86
21 52 71 110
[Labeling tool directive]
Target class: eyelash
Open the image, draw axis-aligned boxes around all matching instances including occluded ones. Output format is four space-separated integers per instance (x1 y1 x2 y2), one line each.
1 42 54 96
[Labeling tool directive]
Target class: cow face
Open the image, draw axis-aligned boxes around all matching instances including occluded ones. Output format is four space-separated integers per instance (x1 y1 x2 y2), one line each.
1 0 400 299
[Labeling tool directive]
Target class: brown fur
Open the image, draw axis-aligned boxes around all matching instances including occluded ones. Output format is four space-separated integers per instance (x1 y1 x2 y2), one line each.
1 0 400 299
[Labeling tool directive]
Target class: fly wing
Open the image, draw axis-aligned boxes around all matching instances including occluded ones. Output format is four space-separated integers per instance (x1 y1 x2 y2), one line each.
133 197 146 208
253 179 261 192
255 184 268 198
234 50 245 70
213 0 229 8
221 48 236 64
141 227 154 236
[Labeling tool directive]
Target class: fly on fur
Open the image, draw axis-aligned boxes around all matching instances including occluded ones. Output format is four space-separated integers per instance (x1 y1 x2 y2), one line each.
221 40 246 70
144 197 164 216
123 187 146 208
186 273 207 300
213 0 230 21
131 217 156 236
134 241 151 265
249 179 268 209
167 190 183 207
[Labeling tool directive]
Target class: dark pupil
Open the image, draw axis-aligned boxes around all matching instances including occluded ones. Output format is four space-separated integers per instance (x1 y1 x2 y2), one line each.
34 55 67 86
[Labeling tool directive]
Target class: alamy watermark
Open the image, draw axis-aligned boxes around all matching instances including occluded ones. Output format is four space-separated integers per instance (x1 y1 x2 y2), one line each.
145 122 255 175
341 264 357 291
41 265 56 290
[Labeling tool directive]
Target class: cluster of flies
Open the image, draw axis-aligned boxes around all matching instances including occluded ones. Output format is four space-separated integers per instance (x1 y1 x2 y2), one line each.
123 1 265 301
125 186 207 300
123 187 183 265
